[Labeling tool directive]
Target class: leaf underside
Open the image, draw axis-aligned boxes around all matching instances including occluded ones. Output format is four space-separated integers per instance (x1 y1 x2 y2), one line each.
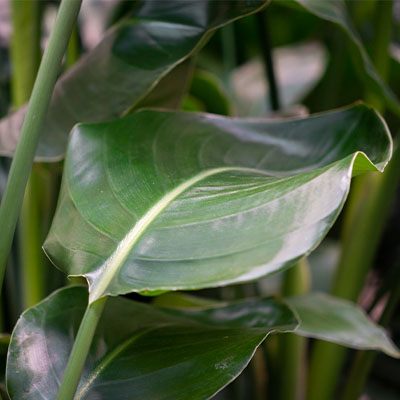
43 105 392 303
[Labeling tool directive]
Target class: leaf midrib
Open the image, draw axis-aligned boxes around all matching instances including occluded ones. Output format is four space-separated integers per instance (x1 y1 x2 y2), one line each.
88 166 270 302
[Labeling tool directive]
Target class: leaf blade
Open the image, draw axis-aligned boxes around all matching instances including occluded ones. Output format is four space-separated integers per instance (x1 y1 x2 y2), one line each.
43 105 392 302
0 0 268 161
6 286 297 400
287 292 400 357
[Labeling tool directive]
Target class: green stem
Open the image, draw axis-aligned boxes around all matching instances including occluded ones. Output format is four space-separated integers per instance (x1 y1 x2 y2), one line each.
307 2 395 398
57 297 107 400
10 0 46 309
0 0 82 294
20 169 47 307
340 266 400 400
65 25 81 69
365 0 393 111
278 258 310 400
10 0 41 107
221 23 236 88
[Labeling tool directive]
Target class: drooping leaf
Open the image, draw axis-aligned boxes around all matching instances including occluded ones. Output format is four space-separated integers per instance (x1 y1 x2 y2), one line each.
43 104 391 303
0 0 268 161
153 291 400 357
6 286 297 400
286 293 400 357
288 0 400 114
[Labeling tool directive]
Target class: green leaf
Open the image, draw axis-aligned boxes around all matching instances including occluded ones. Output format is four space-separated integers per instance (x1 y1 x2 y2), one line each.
6 286 297 400
0 0 267 162
186 70 231 116
43 104 391 303
287 293 400 357
156 291 400 358
290 0 400 114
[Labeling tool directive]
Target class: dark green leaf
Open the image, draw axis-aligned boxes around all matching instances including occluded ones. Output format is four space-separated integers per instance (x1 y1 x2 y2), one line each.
43 105 391 303
156 292 400 357
7 286 297 400
0 0 267 161
290 0 400 114
287 293 400 357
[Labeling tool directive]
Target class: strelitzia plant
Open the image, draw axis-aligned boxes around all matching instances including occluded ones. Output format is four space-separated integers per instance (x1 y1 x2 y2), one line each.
0 1 399 399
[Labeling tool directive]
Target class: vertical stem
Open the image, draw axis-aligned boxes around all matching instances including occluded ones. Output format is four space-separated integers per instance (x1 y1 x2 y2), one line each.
365 0 393 110
10 0 41 107
57 297 107 400
221 23 236 89
307 2 395 399
278 258 310 400
11 0 46 309
65 25 81 69
256 11 280 111
0 0 82 296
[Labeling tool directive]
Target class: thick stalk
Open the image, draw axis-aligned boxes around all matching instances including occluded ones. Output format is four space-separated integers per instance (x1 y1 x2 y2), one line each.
340 266 400 400
10 0 46 309
278 258 310 400
0 0 82 294
256 11 280 111
57 297 107 400
307 2 395 397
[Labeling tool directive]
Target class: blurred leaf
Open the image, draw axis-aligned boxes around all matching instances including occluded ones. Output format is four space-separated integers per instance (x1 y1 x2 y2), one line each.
186 70 231 115
0 0 268 161
43 105 391 303
7 286 297 400
230 42 327 117
287 293 400 357
290 0 400 114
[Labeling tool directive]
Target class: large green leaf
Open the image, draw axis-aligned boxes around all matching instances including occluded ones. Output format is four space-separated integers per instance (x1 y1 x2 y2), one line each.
0 0 267 161
287 293 400 357
289 0 400 114
43 104 391 303
6 286 297 400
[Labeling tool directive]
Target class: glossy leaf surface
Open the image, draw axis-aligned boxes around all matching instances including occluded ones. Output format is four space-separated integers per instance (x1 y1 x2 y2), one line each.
43 105 391 303
6 286 297 400
287 293 400 357
291 0 400 114
0 0 267 161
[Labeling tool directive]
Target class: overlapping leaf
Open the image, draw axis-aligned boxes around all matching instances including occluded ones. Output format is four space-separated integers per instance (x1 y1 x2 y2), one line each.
6 286 297 400
289 0 400 114
43 105 392 303
0 0 267 161
155 291 400 357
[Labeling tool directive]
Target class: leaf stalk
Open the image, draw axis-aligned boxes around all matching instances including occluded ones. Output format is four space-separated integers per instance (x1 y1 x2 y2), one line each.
56 297 107 400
